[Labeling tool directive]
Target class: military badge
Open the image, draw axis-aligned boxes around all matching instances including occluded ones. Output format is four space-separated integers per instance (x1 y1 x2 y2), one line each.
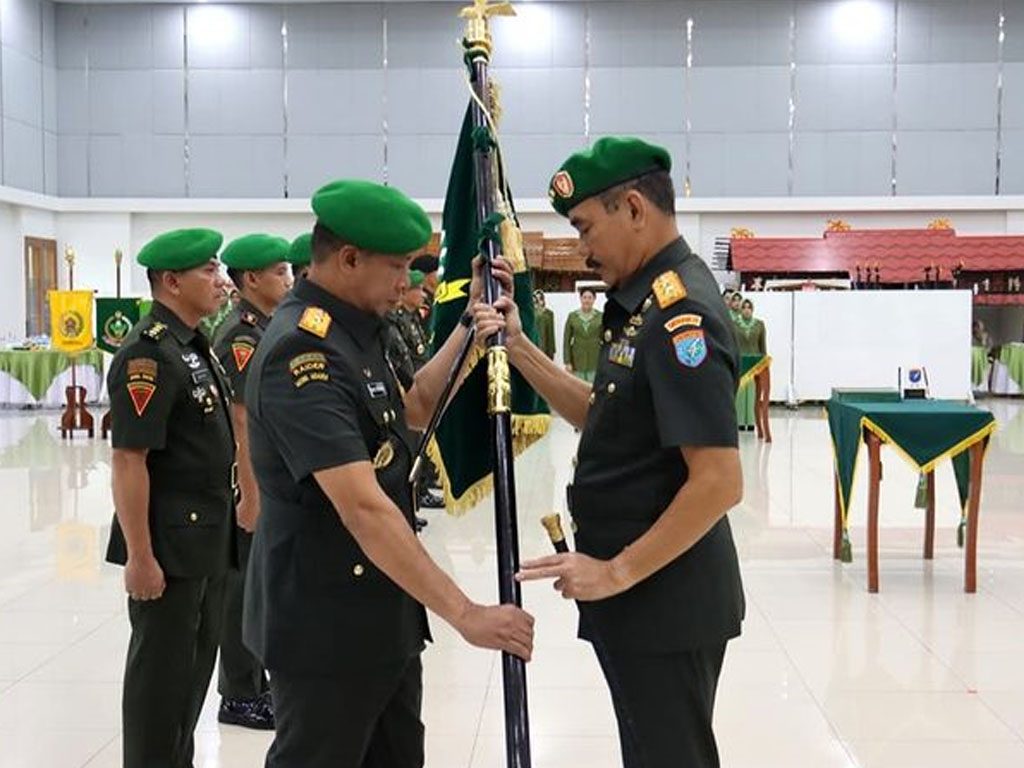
652 270 687 309
298 306 332 338
664 313 702 333
608 340 636 368
673 329 707 368
373 440 395 470
126 357 158 416
367 381 387 399
290 352 328 388
551 170 575 199
231 339 256 372
181 352 202 370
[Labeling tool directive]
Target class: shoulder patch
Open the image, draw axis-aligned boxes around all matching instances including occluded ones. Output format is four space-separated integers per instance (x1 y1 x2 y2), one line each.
664 313 702 333
652 271 687 309
142 322 168 342
289 352 329 388
241 311 259 327
673 329 707 368
231 340 256 372
298 307 331 338
125 356 158 416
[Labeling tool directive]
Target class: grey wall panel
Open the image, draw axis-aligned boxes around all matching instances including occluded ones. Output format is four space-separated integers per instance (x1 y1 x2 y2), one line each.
1001 129 1024 193
249 4 284 69
385 3 465 69
1 0 42 60
189 135 285 197
287 135 384 197
795 0 895 65
795 64 893 131
1003 63 1024 131
3 47 43 127
692 0 792 67
287 69 384 135
1006 2 1024 63
896 63 998 131
3 117 44 192
498 133 588 197
588 1 687 68
43 65 57 133
689 66 790 133
55 3 87 69
42 0 55 68
589 67 685 134
286 4 384 70
86 134 121 195
491 2 586 68
104 134 186 197
152 5 185 70
896 130 997 194
793 130 893 195
44 130 57 194
152 70 185 134
57 134 87 196
690 132 790 196
57 69 88 135
386 68 466 135
89 71 152 134
386 134 460 197
86 5 155 70
493 67 585 135
187 5 253 70
189 69 284 136
897 0 999 64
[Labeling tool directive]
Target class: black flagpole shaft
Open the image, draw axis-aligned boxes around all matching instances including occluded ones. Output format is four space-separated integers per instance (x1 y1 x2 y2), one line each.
467 53 532 768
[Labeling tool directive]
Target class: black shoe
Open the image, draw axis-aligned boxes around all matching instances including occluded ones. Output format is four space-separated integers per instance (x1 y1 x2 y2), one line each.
218 696 275 731
415 516 428 531
418 489 445 509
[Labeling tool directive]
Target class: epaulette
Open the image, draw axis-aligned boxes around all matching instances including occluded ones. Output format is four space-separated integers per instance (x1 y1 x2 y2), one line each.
652 270 687 309
298 306 331 338
142 322 168 342
241 311 260 327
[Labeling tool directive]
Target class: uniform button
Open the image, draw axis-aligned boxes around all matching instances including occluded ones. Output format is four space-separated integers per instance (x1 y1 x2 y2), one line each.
607 382 617 394
603 329 612 342
188 512 198 523
383 411 391 424
389 410 396 422
588 392 595 405
571 520 579 533
353 564 365 577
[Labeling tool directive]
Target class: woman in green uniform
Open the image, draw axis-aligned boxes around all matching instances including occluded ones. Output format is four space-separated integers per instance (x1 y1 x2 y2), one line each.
563 287 603 383
534 290 556 359
734 297 766 431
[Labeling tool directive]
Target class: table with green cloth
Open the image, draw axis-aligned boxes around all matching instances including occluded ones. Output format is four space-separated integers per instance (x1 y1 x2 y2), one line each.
0 349 106 408
990 342 1024 396
827 390 995 593
972 346 991 390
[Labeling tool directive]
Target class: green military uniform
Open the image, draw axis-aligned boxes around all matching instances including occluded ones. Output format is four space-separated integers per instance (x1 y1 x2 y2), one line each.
733 315 766 430
536 304 556 359
211 233 290 717
394 307 430 371
549 138 744 768
105 228 237 768
243 180 433 767
563 307 603 382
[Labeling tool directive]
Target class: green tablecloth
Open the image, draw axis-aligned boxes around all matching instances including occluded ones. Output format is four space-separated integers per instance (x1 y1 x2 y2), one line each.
0 349 105 401
826 396 995 561
998 343 1024 389
972 346 991 389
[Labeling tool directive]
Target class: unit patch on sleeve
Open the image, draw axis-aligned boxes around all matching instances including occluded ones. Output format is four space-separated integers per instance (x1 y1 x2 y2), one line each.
231 336 257 372
664 313 703 333
672 329 707 368
289 352 329 388
126 357 158 416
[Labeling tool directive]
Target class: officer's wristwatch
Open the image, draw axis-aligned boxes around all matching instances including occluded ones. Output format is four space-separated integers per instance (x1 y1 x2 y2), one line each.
459 310 473 328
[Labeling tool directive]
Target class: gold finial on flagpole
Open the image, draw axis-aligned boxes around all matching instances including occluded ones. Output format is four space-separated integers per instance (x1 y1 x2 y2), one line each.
64 245 76 268
114 248 123 267
460 0 515 60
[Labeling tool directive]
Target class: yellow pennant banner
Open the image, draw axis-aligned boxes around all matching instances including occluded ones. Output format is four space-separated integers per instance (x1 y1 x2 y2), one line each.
48 290 95 352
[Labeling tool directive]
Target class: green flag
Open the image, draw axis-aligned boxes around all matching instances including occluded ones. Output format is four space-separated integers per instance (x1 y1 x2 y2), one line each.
95 297 142 354
428 106 550 514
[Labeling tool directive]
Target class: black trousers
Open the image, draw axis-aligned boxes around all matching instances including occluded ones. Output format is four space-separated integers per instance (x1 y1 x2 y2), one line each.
218 529 268 700
122 574 226 768
266 654 424 768
594 642 728 768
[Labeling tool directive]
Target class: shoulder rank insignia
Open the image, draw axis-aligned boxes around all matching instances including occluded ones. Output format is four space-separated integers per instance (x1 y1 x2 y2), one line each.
652 271 687 309
298 306 331 338
231 340 256 372
142 322 168 342
241 311 259 327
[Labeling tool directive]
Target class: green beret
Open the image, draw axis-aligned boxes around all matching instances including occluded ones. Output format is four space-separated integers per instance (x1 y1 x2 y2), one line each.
312 179 431 255
289 233 312 268
548 137 672 217
221 234 290 271
408 269 424 288
137 228 223 271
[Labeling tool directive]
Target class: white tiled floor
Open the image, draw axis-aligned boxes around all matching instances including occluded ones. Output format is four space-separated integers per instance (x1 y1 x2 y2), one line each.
1 400 1023 767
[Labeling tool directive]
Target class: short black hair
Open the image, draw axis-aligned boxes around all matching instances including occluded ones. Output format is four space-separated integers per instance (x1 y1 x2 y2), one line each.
410 253 439 274
227 267 246 290
311 221 347 264
722 288 734 298
599 169 675 217
579 287 597 298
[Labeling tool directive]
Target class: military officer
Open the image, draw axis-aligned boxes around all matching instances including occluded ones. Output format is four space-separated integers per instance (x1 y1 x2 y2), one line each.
211 234 293 730
243 179 534 768
409 253 439 326
105 228 238 768
505 138 745 768
533 289 556 359
289 232 312 281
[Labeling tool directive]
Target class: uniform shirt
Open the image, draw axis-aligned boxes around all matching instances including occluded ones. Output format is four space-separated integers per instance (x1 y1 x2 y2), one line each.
384 311 417 386
105 302 237 579
212 298 270 406
563 308 604 373
394 306 430 370
570 238 745 652
243 278 429 676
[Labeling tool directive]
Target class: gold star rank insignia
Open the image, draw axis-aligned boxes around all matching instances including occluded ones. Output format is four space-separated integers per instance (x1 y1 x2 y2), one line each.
652 271 687 309
298 307 331 338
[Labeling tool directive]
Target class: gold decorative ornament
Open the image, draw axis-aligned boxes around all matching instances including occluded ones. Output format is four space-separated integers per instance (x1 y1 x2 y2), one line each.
460 0 516 61
928 218 953 230
487 346 511 414
730 227 755 239
373 440 395 470
826 218 851 232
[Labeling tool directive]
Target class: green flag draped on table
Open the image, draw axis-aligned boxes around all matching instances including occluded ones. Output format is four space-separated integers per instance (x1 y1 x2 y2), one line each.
429 105 550 514
95 298 141 354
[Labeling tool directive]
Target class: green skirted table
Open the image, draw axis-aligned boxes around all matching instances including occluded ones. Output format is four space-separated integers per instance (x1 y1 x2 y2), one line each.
0 349 105 407
826 390 996 593
971 346 991 390
990 343 1024 395
738 354 772 441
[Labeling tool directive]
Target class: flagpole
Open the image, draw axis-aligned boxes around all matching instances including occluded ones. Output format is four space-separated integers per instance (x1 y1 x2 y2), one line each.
459 4 532 767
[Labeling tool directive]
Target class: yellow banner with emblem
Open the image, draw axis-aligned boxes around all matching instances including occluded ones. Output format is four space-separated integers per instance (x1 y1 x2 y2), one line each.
48 290 95 352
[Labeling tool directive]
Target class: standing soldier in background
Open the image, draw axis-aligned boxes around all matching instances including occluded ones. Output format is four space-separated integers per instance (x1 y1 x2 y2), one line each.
212 234 293 729
105 228 238 768
289 233 312 281
410 253 440 328
563 286 603 382
533 289 556 359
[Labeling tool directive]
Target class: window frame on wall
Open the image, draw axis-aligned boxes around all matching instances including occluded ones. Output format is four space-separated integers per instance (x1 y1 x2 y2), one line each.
24 236 58 338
